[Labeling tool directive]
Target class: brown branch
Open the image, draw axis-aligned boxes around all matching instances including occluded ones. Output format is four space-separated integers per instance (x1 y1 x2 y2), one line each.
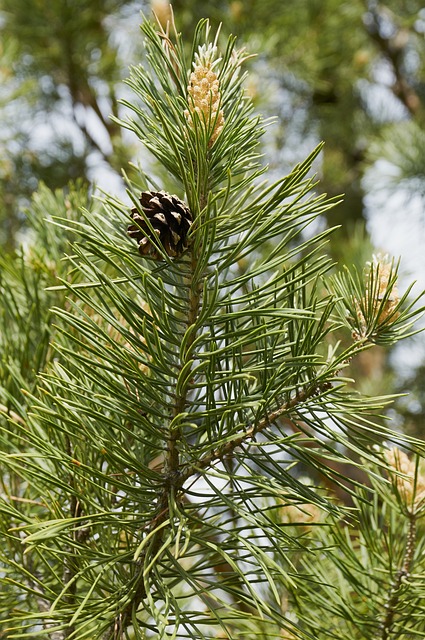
113 194 208 638
379 511 417 639
179 384 321 485
71 110 112 166
365 3 421 115
61 22 121 161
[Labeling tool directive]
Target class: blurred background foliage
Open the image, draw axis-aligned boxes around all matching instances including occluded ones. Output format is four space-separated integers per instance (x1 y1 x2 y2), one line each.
0 0 424 433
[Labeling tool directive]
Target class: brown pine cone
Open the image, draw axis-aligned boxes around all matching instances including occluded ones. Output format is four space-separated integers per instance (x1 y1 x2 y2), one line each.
128 191 193 259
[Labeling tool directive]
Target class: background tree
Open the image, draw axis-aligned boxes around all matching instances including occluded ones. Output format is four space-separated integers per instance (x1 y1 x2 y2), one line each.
0 0 140 248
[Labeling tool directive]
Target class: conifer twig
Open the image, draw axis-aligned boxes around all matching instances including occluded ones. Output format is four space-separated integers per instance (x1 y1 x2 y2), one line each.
115 193 208 635
116 382 322 634
379 511 417 640
179 383 323 484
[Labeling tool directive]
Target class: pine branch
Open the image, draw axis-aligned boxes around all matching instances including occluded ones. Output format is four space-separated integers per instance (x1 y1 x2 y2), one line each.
379 511 417 640
114 178 209 636
115 381 324 633
180 383 326 483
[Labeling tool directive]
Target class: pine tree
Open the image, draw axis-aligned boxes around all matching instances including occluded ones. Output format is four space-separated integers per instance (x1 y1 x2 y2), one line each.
0 15 424 640
0 0 137 249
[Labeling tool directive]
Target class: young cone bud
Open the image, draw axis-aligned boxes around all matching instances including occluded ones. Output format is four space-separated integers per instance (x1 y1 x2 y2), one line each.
353 254 400 339
384 447 425 512
128 191 192 260
184 44 224 146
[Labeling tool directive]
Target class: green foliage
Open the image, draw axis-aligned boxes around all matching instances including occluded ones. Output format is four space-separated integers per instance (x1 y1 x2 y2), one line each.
286 454 425 639
0 14 424 640
331 257 424 346
366 121 425 197
0 0 136 248
0 181 93 413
